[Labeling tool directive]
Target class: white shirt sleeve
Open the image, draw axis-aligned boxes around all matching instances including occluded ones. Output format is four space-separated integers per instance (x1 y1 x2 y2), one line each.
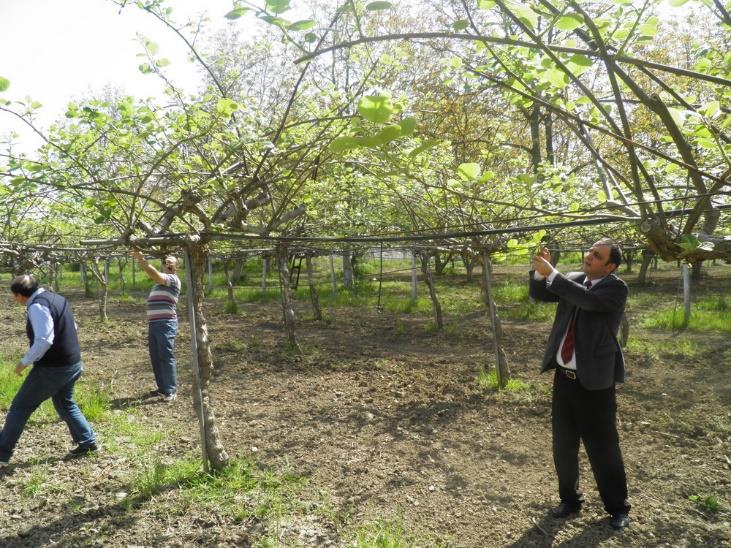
22 303 55 365
546 270 559 285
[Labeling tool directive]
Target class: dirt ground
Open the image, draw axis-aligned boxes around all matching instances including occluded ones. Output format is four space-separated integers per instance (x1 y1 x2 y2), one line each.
0 267 729 547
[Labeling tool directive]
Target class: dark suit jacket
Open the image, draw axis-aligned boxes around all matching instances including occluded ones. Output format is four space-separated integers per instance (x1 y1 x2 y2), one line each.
529 270 627 390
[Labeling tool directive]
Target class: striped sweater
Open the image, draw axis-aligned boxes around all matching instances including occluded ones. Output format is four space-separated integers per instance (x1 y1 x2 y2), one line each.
146 274 181 322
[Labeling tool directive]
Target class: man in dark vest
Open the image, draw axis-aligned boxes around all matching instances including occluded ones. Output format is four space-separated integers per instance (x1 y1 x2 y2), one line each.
0 275 97 465
529 238 630 530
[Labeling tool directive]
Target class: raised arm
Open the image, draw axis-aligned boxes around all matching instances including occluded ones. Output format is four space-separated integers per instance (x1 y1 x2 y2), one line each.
132 249 167 285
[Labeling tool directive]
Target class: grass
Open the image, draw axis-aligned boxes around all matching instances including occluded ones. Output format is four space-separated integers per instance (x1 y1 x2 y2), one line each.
353 519 414 548
641 296 731 332
129 456 307 535
475 367 531 392
626 335 700 360
689 494 721 513
100 411 167 456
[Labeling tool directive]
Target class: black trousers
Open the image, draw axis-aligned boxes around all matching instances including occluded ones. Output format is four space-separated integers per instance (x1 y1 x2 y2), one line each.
552 369 630 514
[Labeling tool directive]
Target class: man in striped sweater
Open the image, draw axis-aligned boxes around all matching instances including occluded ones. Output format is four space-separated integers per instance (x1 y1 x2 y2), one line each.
132 249 181 402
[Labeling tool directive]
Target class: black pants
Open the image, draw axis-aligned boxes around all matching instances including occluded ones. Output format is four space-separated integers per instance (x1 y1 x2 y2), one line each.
552 369 630 514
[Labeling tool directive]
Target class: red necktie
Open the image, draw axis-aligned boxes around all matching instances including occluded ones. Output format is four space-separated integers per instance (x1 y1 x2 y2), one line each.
560 280 592 363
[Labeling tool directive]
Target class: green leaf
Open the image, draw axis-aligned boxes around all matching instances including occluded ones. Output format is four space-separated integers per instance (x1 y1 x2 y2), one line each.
507 239 519 248
155 58 171 67
514 5 538 30
477 0 496 8
144 40 159 55
329 136 361 152
288 19 316 31
372 124 402 145
570 54 592 67
259 15 291 27
216 98 239 117
265 0 291 14
225 7 250 19
138 63 153 74
638 20 658 37
668 107 687 127
701 100 720 118
399 116 417 136
358 94 394 124
544 67 569 88
612 0 633 5
457 162 481 180
0 76 9 92
366 1 393 11
304 32 317 43
678 234 700 251
669 0 690 5
453 19 469 31
556 14 583 31
409 138 440 157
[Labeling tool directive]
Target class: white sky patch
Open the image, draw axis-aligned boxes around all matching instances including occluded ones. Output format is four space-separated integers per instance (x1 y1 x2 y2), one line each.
0 0 242 152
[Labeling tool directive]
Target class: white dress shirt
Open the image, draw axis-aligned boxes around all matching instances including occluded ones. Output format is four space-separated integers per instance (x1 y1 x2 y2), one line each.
21 289 54 365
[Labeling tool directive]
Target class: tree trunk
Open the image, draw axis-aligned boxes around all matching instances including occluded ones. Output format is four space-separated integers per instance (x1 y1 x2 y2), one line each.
342 251 354 289
529 103 542 172
329 255 337 296
186 244 230 471
88 259 108 321
619 312 630 348
461 252 475 282
690 260 703 281
207 256 214 295
232 258 245 282
419 252 443 330
481 251 510 389
223 261 237 314
638 250 654 284
276 244 300 350
306 255 322 321
118 258 127 295
411 251 418 300
623 250 634 273
81 261 93 297
434 252 451 275
545 110 555 167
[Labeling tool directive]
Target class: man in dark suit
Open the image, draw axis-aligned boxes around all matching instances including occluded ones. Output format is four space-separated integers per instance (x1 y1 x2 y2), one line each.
530 238 630 530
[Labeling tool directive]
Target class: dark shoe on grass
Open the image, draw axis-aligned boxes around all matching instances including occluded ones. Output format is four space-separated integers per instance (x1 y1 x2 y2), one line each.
551 503 581 518
67 442 99 458
610 512 630 530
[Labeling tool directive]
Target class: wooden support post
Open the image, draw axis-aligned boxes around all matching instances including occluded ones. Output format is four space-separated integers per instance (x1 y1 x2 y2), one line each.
482 249 510 389
261 256 268 293
411 250 418 301
184 246 210 474
329 254 337 296
306 255 322 321
207 256 213 295
681 262 691 330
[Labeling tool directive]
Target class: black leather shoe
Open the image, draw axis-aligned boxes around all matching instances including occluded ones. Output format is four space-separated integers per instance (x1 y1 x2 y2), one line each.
610 512 630 529
551 503 581 518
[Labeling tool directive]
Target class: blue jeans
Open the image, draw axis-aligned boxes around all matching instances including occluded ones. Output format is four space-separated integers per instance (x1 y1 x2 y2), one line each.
148 320 178 396
0 361 96 462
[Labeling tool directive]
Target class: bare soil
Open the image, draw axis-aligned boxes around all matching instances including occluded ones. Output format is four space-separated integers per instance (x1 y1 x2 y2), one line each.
0 267 729 547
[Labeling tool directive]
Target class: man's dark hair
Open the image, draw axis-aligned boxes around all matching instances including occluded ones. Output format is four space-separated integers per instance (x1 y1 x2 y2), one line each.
10 274 39 297
597 237 622 271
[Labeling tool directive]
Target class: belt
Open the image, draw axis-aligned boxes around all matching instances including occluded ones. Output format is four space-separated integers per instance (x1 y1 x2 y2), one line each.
557 366 577 380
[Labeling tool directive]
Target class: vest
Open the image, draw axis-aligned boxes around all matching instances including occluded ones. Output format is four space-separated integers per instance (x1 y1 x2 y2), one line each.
26 292 81 367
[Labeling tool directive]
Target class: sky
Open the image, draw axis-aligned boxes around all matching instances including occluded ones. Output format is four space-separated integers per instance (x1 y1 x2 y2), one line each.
0 0 241 152
0 0 692 154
